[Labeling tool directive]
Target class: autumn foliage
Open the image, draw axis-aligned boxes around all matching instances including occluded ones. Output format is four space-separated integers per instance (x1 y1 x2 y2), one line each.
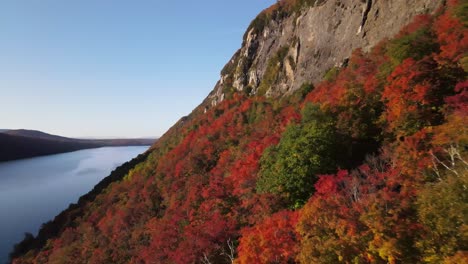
12 1 468 264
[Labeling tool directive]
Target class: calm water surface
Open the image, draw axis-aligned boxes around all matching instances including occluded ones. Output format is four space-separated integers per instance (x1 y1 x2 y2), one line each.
0 146 149 263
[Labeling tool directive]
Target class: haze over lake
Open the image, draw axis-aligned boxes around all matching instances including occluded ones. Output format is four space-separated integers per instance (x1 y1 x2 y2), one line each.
0 146 149 263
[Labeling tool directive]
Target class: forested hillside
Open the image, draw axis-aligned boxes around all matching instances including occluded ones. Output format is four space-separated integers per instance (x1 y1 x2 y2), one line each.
0 130 155 162
0 133 100 162
12 0 467 263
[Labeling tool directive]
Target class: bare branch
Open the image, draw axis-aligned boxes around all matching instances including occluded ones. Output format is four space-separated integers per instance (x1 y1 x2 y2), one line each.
430 143 468 178
430 150 459 176
201 253 212 264
220 238 236 263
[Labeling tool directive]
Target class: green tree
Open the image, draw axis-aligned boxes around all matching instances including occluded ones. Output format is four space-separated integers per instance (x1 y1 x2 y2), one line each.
257 104 337 208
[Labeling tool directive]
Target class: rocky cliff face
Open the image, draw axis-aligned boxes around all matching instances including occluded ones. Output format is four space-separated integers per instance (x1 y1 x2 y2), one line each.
206 0 443 107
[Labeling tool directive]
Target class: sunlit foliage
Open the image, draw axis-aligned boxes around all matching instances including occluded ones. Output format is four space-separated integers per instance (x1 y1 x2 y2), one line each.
12 1 468 263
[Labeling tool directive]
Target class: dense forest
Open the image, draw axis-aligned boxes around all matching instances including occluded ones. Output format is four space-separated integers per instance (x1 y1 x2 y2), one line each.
11 0 467 263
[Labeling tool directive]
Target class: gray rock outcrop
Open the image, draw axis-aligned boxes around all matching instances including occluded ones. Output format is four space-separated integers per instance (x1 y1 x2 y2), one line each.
205 0 443 107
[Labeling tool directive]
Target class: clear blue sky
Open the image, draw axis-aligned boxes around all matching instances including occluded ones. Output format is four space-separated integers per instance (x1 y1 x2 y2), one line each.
0 0 276 138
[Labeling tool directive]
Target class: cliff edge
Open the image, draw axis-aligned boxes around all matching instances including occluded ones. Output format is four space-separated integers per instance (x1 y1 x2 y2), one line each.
206 0 443 106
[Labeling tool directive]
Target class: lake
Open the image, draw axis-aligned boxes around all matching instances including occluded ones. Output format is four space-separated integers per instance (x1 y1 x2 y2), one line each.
0 146 149 263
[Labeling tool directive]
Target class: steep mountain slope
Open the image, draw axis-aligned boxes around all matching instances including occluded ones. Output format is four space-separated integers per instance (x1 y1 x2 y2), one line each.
0 130 155 162
11 0 467 263
206 0 443 105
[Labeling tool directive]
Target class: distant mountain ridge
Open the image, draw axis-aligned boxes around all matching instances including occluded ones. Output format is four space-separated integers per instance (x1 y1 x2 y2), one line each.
0 129 156 162
3 129 76 142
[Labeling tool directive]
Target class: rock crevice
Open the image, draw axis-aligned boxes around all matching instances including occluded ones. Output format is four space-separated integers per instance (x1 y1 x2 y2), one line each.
358 0 373 35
